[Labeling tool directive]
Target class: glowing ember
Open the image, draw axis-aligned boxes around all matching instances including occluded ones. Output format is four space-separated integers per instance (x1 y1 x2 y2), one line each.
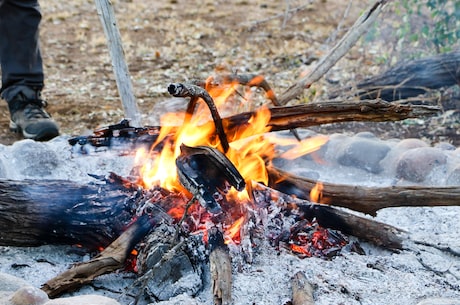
289 219 348 258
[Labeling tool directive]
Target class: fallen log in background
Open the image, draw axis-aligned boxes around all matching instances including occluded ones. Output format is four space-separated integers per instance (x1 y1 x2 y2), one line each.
345 50 460 102
268 166 460 216
0 177 138 249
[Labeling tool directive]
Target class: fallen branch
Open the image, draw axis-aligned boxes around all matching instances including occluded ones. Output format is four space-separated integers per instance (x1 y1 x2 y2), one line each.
268 166 460 216
42 215 157 298
279 0 391 104
351 50 460 101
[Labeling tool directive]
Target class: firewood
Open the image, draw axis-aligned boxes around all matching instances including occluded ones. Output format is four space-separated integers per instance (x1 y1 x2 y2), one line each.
0 178 138 249
168 82 230 152
292 271 314 305
41 215 157 298
267 166 460 216
208 227 232 305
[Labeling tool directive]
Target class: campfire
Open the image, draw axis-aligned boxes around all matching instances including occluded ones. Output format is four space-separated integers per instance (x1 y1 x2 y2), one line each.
0 72 443 304
1 70 459 304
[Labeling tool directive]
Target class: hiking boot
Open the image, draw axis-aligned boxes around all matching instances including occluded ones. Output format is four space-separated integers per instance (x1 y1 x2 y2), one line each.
7 92 59 141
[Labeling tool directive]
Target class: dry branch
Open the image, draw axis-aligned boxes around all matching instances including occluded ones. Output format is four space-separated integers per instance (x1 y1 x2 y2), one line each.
279 0 391 104
222 99 438 140
42 215 156 298
94 0 141 126
268 166 460 216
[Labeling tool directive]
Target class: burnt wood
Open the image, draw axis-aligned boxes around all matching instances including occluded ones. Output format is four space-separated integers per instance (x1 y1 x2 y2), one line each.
0 178 139 249
42 215 156 297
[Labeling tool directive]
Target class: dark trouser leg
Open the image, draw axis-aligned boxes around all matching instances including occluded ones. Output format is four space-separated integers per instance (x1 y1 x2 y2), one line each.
0 0 44 101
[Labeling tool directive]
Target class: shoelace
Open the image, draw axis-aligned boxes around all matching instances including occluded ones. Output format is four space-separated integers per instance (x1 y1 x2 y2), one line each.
22 99 50 119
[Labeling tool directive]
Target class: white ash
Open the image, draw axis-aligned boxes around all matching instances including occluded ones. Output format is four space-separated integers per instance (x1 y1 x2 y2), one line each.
0 133 459 305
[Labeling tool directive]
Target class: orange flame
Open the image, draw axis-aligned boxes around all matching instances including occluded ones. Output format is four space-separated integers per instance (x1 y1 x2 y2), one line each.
224 216 245 245
279 135 328 160
310 182 330 204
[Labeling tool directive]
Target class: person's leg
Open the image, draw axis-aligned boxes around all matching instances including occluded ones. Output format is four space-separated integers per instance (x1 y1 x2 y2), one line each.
0 0 44 100
0 0 59 141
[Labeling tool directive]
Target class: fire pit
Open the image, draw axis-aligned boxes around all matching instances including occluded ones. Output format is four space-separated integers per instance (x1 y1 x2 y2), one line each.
0 73 459 305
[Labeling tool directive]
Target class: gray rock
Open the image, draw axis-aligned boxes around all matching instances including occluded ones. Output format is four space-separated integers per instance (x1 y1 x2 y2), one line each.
10 286 49 305
446 165 460 185
9 140 59 177
396 147 447 183
394 138 429 150
336 137 391 173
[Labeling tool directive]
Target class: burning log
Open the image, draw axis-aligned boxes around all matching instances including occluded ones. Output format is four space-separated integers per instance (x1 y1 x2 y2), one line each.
267 166 460 216
292 271 314 305
69 100 439 150
42 215 157 297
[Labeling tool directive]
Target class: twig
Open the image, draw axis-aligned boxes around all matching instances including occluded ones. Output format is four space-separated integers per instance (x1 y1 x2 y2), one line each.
279 0 392 105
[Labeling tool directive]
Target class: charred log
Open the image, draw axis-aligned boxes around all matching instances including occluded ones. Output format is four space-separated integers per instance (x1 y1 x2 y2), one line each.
0 176 141 249
268 166 460 216
208 227 232 305
254 183 406 250
345 50 460 102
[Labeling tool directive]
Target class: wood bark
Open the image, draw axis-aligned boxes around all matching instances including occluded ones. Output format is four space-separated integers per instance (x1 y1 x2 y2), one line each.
352 50 460 101
268 166 460 216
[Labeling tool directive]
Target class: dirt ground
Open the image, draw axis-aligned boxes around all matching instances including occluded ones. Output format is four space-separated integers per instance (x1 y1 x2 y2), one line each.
0 0 455 145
